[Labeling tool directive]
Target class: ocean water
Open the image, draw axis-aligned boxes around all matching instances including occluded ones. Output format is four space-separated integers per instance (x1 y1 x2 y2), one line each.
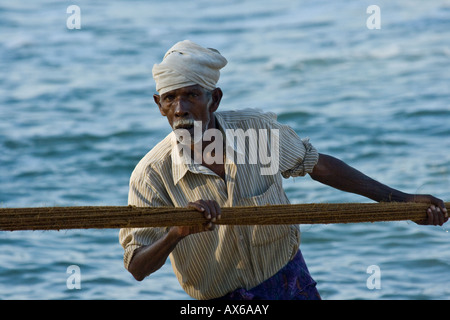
1 0 449 300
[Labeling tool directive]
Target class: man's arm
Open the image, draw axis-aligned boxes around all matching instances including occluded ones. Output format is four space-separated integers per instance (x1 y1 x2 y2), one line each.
127 200 221 281
127 227 185 281
309 153 448 225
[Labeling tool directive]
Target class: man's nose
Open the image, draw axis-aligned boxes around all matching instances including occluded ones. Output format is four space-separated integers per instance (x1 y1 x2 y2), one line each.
174 98 189 117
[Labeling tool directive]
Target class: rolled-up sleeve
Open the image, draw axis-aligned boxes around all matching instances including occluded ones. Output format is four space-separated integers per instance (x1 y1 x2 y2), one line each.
265 115 319 178
280 137 319 178
119 168 170 270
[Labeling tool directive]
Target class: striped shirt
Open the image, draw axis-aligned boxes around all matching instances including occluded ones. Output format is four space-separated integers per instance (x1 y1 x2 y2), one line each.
119 109 319 300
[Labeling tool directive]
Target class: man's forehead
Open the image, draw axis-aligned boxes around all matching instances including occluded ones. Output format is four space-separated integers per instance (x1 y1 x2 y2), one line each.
160 84 205 97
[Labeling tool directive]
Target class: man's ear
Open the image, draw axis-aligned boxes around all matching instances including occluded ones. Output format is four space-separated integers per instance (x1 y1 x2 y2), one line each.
153 94 166 116
209 88 223 113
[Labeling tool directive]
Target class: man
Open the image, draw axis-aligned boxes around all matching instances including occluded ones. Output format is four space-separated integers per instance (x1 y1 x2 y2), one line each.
119 40 448 300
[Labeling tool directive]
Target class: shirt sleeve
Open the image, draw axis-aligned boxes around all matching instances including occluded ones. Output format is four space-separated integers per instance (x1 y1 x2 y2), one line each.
118 167 171 270
265 113 319 178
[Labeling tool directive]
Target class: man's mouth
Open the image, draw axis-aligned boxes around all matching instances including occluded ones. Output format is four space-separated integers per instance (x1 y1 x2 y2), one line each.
173 120 207 145
174 119 196 131
176 124 194 130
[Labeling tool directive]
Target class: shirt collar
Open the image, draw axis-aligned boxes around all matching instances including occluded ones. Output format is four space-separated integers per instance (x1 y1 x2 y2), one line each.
171 135 190 186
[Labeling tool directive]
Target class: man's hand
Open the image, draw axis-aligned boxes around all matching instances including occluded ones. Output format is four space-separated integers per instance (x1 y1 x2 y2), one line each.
405 194 448 226
171 200 222 238
309 154 448 226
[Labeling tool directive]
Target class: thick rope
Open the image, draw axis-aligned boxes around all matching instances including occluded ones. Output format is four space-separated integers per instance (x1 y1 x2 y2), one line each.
1 202 446 231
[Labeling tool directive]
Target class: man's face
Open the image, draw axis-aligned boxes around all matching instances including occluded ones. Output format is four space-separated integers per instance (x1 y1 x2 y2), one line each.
154 85 221 141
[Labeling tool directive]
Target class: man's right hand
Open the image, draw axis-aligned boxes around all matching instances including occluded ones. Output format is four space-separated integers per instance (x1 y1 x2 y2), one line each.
171 200 222 238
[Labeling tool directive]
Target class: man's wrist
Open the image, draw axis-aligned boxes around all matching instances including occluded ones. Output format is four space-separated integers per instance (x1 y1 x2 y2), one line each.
382 190 411 202
167 226 187 243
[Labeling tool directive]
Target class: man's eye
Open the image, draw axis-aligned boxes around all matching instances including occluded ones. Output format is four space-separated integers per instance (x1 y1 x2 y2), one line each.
165 95 175 101
189 92 198 98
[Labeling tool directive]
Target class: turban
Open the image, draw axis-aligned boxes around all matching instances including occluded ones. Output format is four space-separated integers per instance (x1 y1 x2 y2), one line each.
152 40 228 95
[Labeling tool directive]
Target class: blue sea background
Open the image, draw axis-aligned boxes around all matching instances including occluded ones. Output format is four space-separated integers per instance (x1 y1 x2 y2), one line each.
1 0 449 300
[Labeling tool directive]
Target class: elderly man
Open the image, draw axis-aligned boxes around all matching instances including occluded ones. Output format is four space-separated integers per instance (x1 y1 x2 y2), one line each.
119 40 448 300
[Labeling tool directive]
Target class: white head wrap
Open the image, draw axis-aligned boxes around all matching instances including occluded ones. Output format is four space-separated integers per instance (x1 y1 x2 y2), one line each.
152 40 228 95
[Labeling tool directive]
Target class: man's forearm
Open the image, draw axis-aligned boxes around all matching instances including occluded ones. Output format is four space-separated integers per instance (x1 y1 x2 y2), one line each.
128 228 185 281
127 200 221 281
309 153 410 202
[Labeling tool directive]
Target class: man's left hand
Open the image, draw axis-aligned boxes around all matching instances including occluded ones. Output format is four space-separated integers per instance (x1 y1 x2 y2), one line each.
405 194 448 226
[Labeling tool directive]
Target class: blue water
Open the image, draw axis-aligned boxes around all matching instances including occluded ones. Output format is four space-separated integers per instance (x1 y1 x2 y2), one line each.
1 0 449 300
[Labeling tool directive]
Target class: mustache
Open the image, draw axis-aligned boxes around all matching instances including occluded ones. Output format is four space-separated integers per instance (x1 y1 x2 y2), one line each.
173 119 201 130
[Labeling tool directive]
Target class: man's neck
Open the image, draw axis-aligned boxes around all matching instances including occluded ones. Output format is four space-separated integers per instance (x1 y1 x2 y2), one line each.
189 114 218 154
189 115 225 178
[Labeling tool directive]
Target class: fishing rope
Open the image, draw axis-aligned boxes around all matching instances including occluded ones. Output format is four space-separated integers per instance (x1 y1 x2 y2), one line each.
1 202 446 231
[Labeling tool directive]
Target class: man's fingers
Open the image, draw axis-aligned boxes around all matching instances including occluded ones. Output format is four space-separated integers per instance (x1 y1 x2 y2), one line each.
187 200 221 222
205 200 221 222
429 205 436 225
212 200 222 220
426 205 446 226
410 195 447 226
188 201 211 219
195 200 221 219
440 204 448 218
432 198 447 218
204 221 215 231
